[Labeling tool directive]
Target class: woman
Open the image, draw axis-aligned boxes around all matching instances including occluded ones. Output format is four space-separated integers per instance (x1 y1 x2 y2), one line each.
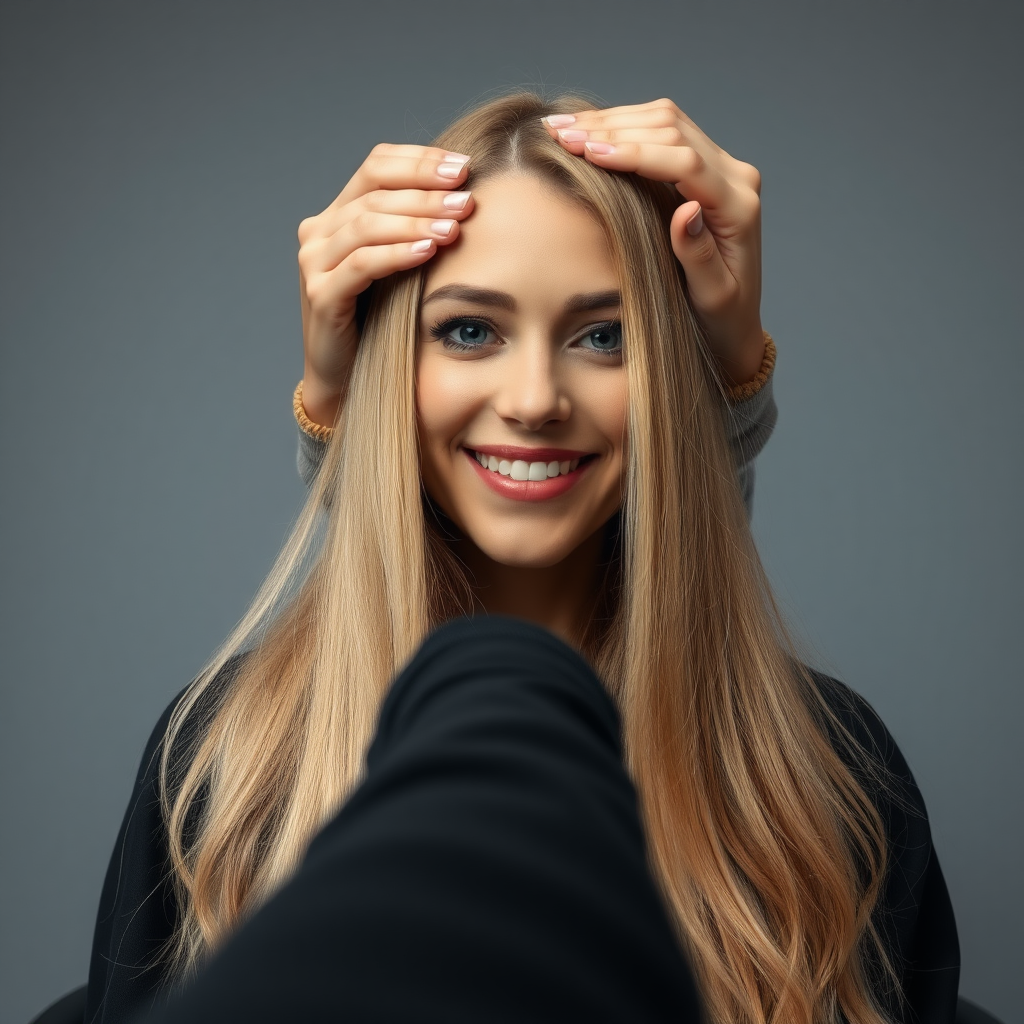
86 91 959 1023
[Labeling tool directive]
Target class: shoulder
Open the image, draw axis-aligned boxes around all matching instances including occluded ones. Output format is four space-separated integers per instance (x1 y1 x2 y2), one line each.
802 668 930 839
802 675 960 1011
805 669 912 775
134 651 250 789
84 652 252 1023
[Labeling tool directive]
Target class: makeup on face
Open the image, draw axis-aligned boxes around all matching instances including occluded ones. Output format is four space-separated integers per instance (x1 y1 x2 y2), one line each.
415 172 628 569
462 444 599 502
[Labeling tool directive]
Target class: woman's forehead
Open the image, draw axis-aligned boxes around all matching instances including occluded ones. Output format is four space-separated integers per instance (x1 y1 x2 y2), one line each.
422 173 619 303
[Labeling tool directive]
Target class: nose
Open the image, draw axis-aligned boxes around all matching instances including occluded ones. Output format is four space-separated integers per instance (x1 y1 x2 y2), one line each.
491 335 571 431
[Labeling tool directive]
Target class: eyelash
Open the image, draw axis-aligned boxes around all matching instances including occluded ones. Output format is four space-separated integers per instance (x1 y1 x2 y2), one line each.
427 315 623 357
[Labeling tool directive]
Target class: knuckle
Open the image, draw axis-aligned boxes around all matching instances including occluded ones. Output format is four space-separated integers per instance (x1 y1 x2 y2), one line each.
736 160 762 195
663 126 685 146
297 216 316 243
350 210 375 237
681 146 704 172
345 247 369 274
297 236 322 272
737 188 761 220
363 150 389 177
418 154 441 177
304 276 325 309
654 97 682 122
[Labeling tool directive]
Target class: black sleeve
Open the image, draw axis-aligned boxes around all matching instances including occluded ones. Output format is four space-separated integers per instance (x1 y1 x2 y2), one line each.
812 672 961 1024
84 690 186 1024
141 615 702 1024
84 660 239 1024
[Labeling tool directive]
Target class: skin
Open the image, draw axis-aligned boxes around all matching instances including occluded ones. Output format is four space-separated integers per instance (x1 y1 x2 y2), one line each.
295 98 766 642
415 173 627 644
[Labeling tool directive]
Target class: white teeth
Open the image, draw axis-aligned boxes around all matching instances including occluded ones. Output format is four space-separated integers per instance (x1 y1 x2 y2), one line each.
471 450 587 480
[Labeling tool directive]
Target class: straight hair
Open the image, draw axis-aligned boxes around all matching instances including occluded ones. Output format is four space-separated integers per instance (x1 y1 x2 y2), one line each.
160 90 900 1023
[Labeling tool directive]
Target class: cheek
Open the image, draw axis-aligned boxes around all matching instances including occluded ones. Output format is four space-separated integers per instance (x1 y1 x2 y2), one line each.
589 372 629 458
415 349 472 451
415 349 492 505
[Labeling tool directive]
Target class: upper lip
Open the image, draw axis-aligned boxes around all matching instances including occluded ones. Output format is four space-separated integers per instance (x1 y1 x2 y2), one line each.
464 444 595 462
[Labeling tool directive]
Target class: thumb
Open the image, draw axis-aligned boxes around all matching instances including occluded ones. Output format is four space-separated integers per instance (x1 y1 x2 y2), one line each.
669 201 733 314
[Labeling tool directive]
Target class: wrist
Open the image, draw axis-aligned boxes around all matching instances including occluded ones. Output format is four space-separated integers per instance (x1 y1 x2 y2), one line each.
713 324 766 388
725 330 775 402
300 369 343 429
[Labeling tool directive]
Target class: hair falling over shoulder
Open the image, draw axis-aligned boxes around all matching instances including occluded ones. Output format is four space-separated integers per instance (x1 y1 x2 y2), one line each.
159 89 902 1023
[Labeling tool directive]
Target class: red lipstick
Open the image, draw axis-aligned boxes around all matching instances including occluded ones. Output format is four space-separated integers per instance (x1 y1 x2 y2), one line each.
461 447 596 502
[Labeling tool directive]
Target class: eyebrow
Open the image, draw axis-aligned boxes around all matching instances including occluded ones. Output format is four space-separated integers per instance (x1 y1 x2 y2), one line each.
421 284 622 314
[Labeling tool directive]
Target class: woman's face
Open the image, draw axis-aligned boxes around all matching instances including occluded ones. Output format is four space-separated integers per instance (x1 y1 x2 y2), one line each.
416 172 628 569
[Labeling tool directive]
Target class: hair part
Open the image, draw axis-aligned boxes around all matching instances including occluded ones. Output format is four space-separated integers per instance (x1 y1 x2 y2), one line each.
161 89 900 1023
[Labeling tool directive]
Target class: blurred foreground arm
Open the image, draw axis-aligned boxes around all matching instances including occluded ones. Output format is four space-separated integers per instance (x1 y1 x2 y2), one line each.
142 616 702 1024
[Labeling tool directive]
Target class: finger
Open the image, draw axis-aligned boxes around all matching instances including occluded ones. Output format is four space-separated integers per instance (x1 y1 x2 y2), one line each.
301 187 474 242
547 98 699 131
553 126 689 150
550 128 758 216
580 140 743 217
542 100 727 159
304 239 442 316
331 145 472 213
667 201 739 320
302 210 464 276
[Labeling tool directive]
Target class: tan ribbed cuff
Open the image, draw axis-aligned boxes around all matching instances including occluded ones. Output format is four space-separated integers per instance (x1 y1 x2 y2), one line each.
726 330 776 403
293 380 336 442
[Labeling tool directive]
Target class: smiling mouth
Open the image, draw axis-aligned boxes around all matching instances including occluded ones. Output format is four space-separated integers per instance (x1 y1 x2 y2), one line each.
465 448 598 481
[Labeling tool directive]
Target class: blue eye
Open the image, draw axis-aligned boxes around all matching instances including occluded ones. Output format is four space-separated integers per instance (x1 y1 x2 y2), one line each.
579 322 623 355
426 316 623 357
429 317 495 352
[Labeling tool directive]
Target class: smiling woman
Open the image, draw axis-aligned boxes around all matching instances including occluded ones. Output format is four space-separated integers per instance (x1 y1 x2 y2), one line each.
415 174 630 638
85 91 959 1024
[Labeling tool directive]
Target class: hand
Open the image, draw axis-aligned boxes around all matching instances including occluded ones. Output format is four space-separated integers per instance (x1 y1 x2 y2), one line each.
541 99 765 387
296 145 477 427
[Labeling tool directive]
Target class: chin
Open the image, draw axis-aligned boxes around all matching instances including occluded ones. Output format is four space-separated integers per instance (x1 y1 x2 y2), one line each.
473 532 582 569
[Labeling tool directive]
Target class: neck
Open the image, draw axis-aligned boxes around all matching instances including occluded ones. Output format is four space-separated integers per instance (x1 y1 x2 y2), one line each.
451 525 609 651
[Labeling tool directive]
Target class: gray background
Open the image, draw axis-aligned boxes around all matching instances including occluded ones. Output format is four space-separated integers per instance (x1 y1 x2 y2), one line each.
1 1 1020 1021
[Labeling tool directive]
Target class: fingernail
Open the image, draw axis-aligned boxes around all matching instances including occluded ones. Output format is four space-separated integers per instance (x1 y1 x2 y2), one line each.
558 129 588 143
442 191 471 211
584 141 615 155
444 152 471 163
430 219 455 236
686 206 703 236
438 162 467 178
411 239 434 253
543 114 576 128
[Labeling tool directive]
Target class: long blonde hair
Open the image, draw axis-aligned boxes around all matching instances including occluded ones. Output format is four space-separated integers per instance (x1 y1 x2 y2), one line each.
161 89 899 1023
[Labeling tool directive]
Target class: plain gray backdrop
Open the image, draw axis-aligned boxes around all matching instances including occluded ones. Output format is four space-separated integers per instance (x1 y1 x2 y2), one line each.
2 2 1021 1021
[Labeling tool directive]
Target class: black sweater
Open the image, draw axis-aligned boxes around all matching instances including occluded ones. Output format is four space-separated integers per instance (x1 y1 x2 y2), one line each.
84 660 959 1023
